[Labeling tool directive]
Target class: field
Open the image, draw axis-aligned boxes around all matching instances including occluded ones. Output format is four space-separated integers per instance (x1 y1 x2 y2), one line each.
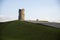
0 20 60 40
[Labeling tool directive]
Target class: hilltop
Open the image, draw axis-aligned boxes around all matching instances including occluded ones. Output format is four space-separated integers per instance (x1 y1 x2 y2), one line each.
0 20 60 40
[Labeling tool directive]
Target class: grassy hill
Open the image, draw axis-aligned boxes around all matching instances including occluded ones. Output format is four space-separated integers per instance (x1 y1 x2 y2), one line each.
0 20 60 40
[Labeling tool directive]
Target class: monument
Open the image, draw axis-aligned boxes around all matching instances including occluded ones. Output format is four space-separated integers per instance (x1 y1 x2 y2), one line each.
18 8 25 21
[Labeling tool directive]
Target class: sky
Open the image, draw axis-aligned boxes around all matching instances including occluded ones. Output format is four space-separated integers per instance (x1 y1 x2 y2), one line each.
0 0 60 22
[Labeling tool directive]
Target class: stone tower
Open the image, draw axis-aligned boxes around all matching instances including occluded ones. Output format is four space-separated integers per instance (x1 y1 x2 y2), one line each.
18 8 25 21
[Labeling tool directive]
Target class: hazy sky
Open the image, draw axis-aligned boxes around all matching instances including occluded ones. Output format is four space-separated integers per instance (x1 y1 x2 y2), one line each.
0 0 60 22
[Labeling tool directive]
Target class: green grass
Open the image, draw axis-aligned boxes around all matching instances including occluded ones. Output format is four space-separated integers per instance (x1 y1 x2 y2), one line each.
0 20 60 40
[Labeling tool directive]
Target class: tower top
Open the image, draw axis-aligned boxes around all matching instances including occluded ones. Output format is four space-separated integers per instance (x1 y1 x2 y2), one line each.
19 8 24 10
22 8 24 11
19 8 24 11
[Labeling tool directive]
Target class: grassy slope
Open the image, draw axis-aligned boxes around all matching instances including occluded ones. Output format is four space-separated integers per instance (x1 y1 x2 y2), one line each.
0 20 60 40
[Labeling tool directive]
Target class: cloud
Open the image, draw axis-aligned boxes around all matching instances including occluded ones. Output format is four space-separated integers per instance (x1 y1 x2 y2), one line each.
0 15 15 22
